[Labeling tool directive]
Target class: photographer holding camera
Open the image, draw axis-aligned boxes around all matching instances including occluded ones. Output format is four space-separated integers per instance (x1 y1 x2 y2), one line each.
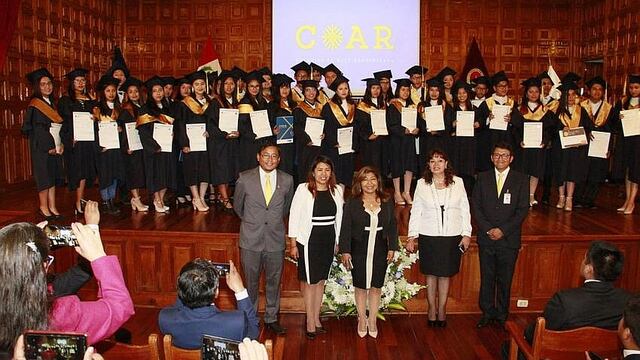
0 201 134 357
158 259 260 349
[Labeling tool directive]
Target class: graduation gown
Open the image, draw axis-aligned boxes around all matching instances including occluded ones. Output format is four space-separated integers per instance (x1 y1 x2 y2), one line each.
270 99 297 178
511 103 557 179
580 99 616 183
93 103 124 190
419 100 454 174
451 104 481 177
208 97 239 185
554 105 592 183
176 97 211 186
356 100 389 177
321 100 357 185
117 102 146 189
58 95 99 190
387 99 419 177
476 96 517 172
21 97 65 191
612 98 640 183
137 104 177 192
238 96 275 172
292 100 324 182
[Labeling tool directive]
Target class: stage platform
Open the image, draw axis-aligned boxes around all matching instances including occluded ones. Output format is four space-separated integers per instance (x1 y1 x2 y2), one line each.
1 183 639 314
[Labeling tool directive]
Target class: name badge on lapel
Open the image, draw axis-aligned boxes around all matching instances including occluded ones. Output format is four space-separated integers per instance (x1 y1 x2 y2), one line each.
503 191 511 204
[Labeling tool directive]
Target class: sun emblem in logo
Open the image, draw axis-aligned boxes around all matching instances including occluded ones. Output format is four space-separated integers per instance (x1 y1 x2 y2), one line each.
322 25 343 50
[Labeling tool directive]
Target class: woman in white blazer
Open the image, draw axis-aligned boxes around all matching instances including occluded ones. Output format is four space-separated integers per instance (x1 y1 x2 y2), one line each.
406 149 472 327
288 156 344 339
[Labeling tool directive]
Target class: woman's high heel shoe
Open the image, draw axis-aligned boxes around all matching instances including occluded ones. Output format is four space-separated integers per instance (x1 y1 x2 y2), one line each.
529 194 538 207
556 195 566 209
368 318 378 338
624 204 635 215
131 197 149 212
564 196 573 211
192 198 209 212
357 317 368 338
617 204 627 212
154 200 166 213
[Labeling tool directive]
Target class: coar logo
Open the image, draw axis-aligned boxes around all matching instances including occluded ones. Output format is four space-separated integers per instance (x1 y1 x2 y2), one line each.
296 24 393 50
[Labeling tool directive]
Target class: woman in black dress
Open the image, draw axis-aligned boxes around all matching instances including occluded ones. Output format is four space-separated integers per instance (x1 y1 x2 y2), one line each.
614 75 640 215
292 80 325 183
238 71 274 172
320 76 357 186
356 78 389 177
209 70 240 210
387 78 420 205
511 77 557 206
289 156 344 339
117 77 148 211
175 70 211 212
451 80 481 194
553 82 592 211
93 75 125 215
137 76 176 213
58 68 98 215
174 76 193 207
340 166 398 338
22 68 65 220
270 73 297 178
373 70 394 105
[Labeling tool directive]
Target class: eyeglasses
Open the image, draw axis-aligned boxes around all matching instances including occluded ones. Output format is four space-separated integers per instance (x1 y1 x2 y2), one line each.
45 255 54 268
261 153 280 160
492 153 511 159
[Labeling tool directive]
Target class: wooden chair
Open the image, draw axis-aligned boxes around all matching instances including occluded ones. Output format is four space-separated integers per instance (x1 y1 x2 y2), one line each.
95 333 160 360
163 334 274 360
506 317 621 360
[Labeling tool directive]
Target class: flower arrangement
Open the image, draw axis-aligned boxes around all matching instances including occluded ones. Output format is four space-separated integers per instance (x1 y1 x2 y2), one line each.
322 246 425 320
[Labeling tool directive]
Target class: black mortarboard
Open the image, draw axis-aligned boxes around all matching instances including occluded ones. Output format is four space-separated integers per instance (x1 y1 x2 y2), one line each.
362 78 381 88
145 76 164 89
451 80 473 94
425 76 443 88
558 81 579 92
537 71 551 81
175 77 191 86
491 71 509 85
561 72 581 84
121 77 143 90
585 76 607 89
244 70 266 84
629 74 640 84
159 76 176 86
472 76 491 86
321 63 342 76
26 67 54 85
231 66 247 80
300 80 319 90
187 70 207 84
436 66 457 80
257 67 271 76
272 73 294 88
393 78 412 88
309 62 324 73
207 71 219 83
405 65 428 76
328 75 349 92
65 68 89 81
373 70 393 80
97 75 120 91
219 70 239 82
521 77 542 89
107 46 130 78
291 61 311 74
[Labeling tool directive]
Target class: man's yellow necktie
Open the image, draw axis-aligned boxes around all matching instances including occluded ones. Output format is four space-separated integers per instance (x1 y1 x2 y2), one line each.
497 172 504 197
264 175 273 205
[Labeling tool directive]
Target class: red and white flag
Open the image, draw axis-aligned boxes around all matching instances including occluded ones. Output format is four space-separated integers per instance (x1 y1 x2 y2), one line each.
460 37 489 83
197 37 222 74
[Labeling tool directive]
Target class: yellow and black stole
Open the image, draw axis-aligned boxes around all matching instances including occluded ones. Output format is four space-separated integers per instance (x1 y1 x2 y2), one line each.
580 99 612 127
28 98 63 124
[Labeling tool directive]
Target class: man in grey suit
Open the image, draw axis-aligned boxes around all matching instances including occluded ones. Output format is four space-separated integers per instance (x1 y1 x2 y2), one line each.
234 144 294 334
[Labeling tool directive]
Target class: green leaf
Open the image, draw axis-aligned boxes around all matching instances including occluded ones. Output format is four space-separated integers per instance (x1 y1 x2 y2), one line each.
387 303 407 311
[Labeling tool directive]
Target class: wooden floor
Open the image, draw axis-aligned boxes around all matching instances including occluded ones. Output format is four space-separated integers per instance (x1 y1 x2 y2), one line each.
124 306 536 360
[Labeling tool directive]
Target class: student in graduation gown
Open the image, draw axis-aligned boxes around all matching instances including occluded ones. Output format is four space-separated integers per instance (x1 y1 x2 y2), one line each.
209 70 240 211
418 76 454 175
436 67 457 106
472 75 491 174
93 75 125 215
510 77 557 207
356 78 389 177
58 68 98 216
270 73 297 178
451 80 481 194
472 76 491 105
340 166 398 338
388 78 420 205
320 76 358 186
320 63 342 101
406 65 428 105
613 74 640 215
137 76 177 213
538 71 561 206
22 68 65 220
310 63 329 105
259 67 273 104
373 70 394 105
575 76 616 209
117 77 149 212
160 76 176 109
232 66 247 102
173 76 193 207
293 80 325 184
176 70 212 212
476 71 517 172
290 61 310 104
553 81 592 212
238 70 275 172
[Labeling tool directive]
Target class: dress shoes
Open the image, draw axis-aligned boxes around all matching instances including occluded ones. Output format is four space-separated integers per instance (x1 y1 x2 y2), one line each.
476 317 493 328
265 321 287 335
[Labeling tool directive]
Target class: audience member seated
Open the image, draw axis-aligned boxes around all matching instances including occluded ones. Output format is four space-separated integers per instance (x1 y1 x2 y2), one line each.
503 240 631 359
158 259 260 349
0 201 135 357
619 294 640 359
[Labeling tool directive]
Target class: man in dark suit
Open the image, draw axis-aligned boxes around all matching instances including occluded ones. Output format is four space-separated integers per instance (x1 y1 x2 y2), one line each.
472 141 529 328
618 294 640 359
234 144 294 334
158 259 259 349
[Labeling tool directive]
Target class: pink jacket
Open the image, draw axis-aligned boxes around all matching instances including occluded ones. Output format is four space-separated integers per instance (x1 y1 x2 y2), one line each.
49 255 135 344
